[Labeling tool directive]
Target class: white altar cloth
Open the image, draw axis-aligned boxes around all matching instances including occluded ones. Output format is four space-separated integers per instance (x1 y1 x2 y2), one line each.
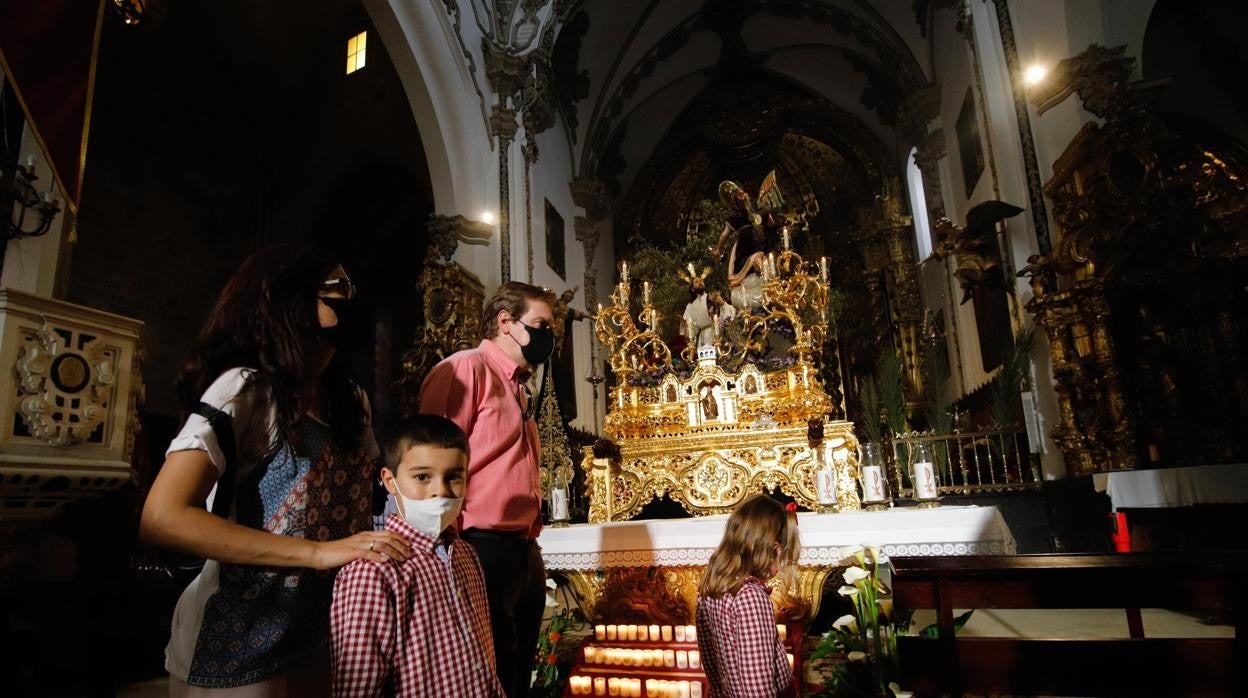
1092 463 1248 511
538 505 1016 571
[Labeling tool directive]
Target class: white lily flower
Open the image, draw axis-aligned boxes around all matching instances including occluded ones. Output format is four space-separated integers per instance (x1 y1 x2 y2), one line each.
545 591 559 608
847 651 867 662
842 565 870 584
832 614 857 631
546 578 558 590
837 585 859 598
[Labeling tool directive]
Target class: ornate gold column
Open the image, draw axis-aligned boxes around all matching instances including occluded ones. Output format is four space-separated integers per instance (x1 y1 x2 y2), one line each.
1027 282 1135 474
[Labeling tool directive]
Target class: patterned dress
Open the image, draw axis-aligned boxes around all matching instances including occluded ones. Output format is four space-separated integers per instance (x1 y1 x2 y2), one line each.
164 369 377 688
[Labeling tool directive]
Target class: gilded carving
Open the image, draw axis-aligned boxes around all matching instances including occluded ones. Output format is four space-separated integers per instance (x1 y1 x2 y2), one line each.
397 260 484 414
1023 45 1248 472
559 565 831 627
16 320 118 447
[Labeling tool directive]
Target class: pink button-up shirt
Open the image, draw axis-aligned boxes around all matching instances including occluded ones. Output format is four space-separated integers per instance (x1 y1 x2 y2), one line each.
419 340 542 538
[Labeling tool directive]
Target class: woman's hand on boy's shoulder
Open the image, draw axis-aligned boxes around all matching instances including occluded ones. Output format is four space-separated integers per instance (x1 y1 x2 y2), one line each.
312 530 413 570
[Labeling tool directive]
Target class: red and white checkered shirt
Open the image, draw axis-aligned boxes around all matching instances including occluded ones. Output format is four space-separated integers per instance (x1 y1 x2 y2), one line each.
696 577 794 698
330 515 504 697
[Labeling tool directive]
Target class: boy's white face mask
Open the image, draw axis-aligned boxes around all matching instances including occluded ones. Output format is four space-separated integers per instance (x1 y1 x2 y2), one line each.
393 490 462 540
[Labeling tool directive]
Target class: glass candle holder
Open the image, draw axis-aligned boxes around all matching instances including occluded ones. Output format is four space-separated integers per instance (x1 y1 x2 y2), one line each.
550 484 570 526
859 441 890 510
911 441 941 507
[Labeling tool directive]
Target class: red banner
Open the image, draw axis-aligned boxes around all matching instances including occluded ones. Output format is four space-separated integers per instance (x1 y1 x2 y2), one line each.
0 0 105 212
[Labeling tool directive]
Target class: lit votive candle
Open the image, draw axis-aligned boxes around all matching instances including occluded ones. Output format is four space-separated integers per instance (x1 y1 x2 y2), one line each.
627 624 638 641
652 649 663 666
594 677 606 696
777 624 787 642
664 649 676 667
674 625 686 642
786 652 795 669
679 680 691 698
583 647 595 664
690 680 703 698
675 650 688 669
634 679 645 697
649 624 660 640
595 625 606 641
608 677 620 696
689 649 700 669
645 680 657 696
638 624 649 641
606 624 617 641
661 625 673 641
635 649 647 666
685 624 697 642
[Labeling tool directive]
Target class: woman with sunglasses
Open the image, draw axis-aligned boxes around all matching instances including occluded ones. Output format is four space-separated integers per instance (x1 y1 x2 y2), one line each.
140 243 412 697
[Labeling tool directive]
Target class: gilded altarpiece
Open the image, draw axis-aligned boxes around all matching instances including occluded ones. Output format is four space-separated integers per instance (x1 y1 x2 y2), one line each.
1026 45 1248 473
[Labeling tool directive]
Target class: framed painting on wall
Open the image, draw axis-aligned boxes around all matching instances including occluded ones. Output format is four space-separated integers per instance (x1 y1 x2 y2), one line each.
545 199 566 280
956 87 985 197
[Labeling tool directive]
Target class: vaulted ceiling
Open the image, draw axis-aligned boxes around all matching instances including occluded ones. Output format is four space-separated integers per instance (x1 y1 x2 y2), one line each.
547 0 937 246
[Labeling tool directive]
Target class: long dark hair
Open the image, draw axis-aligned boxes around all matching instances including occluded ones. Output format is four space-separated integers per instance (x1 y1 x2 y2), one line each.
176 243 367 451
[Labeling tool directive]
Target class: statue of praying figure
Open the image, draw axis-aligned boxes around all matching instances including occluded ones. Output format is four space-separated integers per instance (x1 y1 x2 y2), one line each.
679 263 736 348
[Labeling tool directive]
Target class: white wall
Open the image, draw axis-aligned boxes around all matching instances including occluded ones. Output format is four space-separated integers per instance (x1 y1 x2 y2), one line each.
366 0 499 290
1 121 70 297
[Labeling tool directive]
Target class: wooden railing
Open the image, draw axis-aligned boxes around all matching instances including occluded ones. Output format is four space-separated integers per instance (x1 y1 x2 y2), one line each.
888 428 1041 498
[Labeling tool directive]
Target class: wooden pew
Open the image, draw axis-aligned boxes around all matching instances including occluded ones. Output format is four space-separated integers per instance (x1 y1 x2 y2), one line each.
890 554 1247 697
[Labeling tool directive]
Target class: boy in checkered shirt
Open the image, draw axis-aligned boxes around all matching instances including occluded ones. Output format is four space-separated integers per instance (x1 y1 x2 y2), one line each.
331 414 504 697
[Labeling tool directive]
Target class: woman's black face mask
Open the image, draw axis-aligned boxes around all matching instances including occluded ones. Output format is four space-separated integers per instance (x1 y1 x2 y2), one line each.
320 296 372 350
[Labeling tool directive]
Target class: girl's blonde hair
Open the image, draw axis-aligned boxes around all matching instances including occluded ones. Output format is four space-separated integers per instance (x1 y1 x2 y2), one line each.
698 495 801 597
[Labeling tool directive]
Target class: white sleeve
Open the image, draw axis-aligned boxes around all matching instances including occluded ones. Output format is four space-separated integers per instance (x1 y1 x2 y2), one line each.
165 368 265 476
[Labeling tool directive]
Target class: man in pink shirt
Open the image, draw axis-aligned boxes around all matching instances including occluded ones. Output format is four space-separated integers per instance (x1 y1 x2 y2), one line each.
418 281 557 698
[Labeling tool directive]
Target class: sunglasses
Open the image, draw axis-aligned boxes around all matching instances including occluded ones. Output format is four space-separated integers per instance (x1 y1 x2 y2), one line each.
320 276 358 300
518 382 537 421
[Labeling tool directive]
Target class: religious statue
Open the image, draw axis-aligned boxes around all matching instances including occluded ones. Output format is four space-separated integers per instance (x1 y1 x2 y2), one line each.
931 199 1024 304
678 263 736 348
711 170 789 312
551 286 591 421
1016 253 1052 298
552 286 591 353
699 380 719 421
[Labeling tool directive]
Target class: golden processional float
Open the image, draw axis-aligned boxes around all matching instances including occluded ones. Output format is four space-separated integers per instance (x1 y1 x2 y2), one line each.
584 175 861 523
546 175 864 657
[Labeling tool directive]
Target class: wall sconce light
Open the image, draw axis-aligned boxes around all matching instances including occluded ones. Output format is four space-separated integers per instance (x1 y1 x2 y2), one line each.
1 156 61 246
1023 64 1048 87
480 210 497 225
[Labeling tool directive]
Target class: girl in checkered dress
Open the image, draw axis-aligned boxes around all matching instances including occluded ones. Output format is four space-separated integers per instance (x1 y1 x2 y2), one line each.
696 495 800 698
